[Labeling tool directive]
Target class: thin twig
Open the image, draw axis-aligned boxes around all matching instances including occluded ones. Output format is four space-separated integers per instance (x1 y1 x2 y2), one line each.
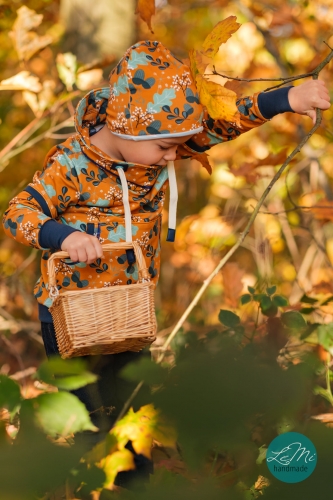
210 45 333 93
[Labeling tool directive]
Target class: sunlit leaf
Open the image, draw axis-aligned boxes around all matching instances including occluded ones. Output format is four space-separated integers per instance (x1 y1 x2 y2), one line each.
317 323 333 354
196 74 237 121
0 71 42 93
101 449 135 488
9 6 53 61
136 0 155 33
56 52 77 91
28 392 97 437
36 357 97 391
202 16 241 58
188 49 211 79
112 404 177 459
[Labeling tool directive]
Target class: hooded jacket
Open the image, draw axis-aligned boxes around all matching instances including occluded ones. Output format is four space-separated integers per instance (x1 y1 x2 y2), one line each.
2 41 286 322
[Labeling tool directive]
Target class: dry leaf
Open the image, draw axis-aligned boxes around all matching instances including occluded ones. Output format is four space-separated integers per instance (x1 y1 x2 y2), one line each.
9 6 52 61
222 263 244 308
0 71 42 93
136 0 155 33
310 200 333 221
191 152 212 174
196 74 237 121
202 16 241 58
312 413 333 425
189 49 211 78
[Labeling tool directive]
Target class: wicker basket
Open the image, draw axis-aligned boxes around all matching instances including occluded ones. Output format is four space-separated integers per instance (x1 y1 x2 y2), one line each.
47 241 157 358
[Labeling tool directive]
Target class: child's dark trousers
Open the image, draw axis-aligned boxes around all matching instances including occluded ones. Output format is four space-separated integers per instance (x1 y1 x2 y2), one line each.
41 322 154 490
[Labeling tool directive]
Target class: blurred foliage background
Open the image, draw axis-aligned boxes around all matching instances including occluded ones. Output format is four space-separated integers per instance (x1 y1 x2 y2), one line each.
1 0 333 498
1 0 333 405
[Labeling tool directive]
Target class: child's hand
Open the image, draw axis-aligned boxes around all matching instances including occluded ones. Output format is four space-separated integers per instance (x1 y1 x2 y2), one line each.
61 232 104 264
288 80 330 125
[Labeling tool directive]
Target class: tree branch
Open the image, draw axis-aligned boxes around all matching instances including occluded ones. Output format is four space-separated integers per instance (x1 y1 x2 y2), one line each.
157 48 333 364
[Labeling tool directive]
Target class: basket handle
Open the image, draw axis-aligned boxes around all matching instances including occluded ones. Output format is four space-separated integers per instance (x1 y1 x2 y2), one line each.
47 241 150 299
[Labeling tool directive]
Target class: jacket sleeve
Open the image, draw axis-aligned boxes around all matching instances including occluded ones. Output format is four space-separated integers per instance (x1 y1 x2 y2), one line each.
2 147 80 250
177 92 268 159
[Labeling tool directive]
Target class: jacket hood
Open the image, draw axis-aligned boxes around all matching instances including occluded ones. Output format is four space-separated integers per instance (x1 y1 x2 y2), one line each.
105 40 204 140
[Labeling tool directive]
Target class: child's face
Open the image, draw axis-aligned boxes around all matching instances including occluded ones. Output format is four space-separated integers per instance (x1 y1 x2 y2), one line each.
116 135 195 166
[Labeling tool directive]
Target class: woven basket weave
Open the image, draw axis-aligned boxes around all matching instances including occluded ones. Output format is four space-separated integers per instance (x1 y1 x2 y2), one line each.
47 241 157 359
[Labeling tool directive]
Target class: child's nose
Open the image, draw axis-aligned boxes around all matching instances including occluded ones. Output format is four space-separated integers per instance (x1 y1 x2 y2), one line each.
164 147 177 161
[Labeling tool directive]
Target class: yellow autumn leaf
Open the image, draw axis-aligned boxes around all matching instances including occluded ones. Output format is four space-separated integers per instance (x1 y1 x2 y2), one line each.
188 49 211 79
101 449 136 488
196 75 237 121
112 404 177 459
84 433 119 466
9 6 52 61
202 16 241 58
0 71 42 93
135 0 155 33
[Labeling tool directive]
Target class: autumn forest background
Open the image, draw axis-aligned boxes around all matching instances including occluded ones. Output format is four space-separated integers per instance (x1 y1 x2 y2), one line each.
1 0 333 498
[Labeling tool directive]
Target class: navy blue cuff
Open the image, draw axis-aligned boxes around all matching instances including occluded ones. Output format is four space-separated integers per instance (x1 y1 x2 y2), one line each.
257 86 295 119
39 219 80 250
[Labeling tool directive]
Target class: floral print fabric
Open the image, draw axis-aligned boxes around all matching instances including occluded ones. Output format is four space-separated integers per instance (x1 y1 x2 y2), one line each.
106 41 204 138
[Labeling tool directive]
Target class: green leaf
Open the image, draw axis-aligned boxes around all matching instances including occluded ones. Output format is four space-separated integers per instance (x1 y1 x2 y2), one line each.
256 445 267 465
0 375 21 414
281 311 307 330
300 294 317 304
29 392 97 437
259 295 272 310
253 293 266 302
317 323 333 353
247 286 255 294
299 307 315 315
120 357 168 385
300 323 320 340
36 358 97 390
240 294 251 305
273 295 288 307
266 286 277 296
218 309 240 328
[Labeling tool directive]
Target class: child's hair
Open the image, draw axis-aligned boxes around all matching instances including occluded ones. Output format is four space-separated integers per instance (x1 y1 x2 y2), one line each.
106 40 204 141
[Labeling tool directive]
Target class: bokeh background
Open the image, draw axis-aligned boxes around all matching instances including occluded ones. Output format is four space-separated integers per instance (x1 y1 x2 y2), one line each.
1 0 333 374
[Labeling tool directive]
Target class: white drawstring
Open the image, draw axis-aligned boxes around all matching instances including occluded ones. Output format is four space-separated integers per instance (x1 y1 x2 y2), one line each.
117 162 178 244
167 161 178 242
117 167 132 242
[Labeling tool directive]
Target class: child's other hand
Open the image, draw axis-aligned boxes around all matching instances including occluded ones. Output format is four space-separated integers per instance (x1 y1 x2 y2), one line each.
61 232 104 264
288 80 330 125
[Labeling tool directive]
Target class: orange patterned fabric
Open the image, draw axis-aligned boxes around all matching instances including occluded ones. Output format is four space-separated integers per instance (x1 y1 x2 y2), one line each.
106 41 204 139
2 41 268 312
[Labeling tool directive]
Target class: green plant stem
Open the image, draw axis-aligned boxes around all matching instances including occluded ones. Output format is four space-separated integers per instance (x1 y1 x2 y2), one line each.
325 354 333 406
